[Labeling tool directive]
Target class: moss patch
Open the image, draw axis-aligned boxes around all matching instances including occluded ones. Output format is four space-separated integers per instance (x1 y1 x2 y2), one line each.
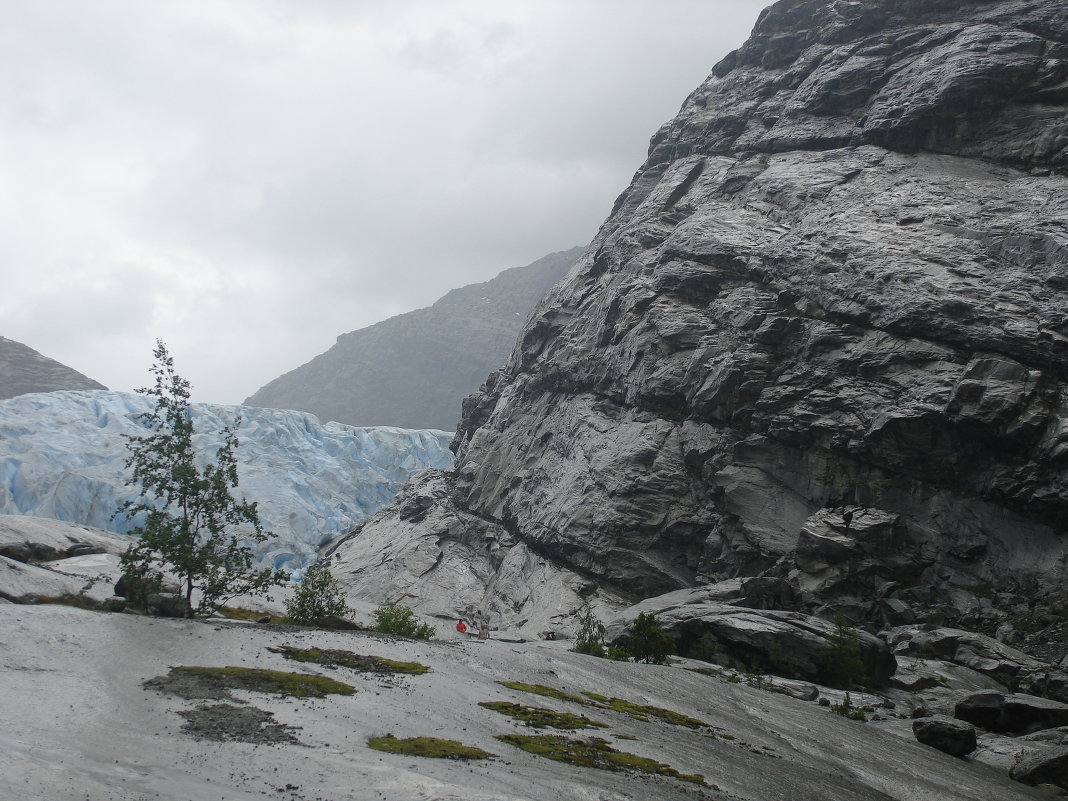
498 734 705 785
497 681 706 730
165 666 356 698
496 681 589 705
367 735 493 760
581 692 707 729
479 701 608 730
269 645 428 675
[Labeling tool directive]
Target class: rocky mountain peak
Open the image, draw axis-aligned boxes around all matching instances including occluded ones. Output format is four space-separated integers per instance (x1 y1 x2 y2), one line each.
646 0 1068 171
0 337 106 400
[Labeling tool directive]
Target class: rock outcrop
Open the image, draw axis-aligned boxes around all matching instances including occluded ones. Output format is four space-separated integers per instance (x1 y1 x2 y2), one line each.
244 248 580 431
331 0 1068 636
0 337 105 399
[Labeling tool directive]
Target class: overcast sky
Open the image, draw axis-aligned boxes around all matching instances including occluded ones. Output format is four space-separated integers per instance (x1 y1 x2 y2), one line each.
2 0 767 405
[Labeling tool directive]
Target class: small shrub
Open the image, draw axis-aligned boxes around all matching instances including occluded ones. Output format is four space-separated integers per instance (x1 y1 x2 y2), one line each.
626 612 673 665
816 618 866 689
283 565 352 626
830 691 867 721
372 604 435 640
605 646 631 661
572 608 606 658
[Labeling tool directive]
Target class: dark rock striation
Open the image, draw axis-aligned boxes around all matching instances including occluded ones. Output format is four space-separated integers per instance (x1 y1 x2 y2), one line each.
244 248 580 431
331 0 1068 635
0 337 105 399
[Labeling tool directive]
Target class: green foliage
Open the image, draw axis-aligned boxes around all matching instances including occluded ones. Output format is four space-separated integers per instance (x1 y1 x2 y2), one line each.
372 604 435 640
496 734 705 785
282 564 352 626
626 612 674 665
116 341 284 617
478 701 609 730
367 735 493 760
830 691 867 721
816 618 867 689
572 607 607 658
605 646 631 661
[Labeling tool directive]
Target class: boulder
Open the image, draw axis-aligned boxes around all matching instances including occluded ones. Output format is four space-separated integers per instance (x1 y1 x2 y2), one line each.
1011 746 1068 791
954 691 1007 731
912 715 978 757
889 656 1005 693
886 626 1049 686
956 691 1068 734
605 596 896 687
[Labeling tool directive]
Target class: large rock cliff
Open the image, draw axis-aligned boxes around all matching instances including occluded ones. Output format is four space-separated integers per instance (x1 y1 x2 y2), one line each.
244 248 580 431
330 0 1068 636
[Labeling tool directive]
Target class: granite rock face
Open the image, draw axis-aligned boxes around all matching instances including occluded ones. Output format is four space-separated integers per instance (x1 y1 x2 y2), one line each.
244 248 580 431
333 0 1068 633
0 337 105 399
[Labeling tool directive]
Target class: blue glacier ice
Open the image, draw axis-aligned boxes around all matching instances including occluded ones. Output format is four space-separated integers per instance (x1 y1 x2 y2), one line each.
0 391 454 570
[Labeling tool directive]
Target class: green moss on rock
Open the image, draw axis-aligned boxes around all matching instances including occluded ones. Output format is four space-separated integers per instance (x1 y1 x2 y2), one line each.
497 681 706 730
582 692 707 729
479 701 609 730
496 681 588 705
367 735 493 760
269 645 428 675
497 734 705 785
172 666 355 697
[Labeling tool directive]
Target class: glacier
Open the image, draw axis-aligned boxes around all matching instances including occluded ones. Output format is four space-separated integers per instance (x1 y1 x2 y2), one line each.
0 390 454 570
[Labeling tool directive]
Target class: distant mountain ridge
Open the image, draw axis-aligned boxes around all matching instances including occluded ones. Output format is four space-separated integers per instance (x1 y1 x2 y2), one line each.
244 247 581 431
0 337 106 399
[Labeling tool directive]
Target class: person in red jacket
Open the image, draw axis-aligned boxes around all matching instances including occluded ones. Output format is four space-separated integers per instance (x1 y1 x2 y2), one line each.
455 619 467 634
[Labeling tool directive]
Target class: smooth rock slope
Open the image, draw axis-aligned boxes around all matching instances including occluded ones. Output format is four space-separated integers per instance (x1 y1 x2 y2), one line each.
244 248 580 431
0 336 105 399
0 391 453 569
0 602 1050 801
330 0 1068 634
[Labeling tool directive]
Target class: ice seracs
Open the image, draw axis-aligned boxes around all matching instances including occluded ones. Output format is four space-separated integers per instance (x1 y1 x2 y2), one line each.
0 390 454 570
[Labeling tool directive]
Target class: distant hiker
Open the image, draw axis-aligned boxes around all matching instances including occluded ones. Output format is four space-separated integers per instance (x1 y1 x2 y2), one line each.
456 619 467 634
